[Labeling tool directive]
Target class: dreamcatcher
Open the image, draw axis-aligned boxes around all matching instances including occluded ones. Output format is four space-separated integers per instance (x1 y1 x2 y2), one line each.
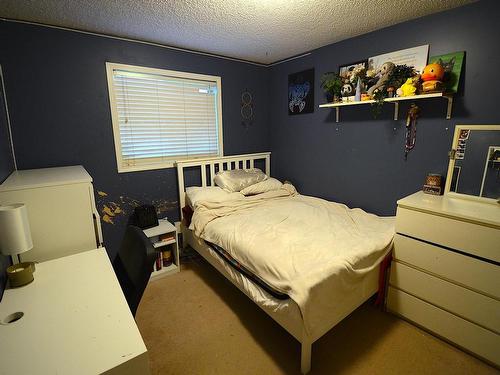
241 90 253 129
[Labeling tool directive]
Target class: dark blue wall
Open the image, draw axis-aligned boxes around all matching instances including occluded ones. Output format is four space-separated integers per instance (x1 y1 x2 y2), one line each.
1 0 498 264
0 21 270 259
269 0 500 215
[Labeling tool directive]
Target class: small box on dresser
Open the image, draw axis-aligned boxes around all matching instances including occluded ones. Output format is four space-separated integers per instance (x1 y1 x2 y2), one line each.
386 191 500 367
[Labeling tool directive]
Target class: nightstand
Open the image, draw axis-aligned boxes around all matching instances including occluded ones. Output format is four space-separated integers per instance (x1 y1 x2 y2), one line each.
143 219 180 280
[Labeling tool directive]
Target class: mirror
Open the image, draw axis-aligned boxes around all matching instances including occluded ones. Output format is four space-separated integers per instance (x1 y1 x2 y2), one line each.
445 125 500 202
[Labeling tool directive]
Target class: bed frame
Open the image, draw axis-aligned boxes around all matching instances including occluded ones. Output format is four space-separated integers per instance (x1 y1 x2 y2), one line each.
176 152 380 374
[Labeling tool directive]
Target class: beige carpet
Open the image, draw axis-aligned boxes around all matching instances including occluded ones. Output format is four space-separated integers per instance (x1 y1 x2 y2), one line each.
136 257 498 375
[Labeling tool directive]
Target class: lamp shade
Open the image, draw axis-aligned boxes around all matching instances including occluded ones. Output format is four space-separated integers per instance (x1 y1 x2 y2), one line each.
0 204 33 256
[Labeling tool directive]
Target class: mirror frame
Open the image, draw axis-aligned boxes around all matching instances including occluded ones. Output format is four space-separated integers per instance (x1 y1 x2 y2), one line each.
445 124 500 204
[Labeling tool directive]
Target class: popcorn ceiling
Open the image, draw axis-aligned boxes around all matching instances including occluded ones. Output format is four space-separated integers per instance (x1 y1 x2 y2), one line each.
0 0 474 64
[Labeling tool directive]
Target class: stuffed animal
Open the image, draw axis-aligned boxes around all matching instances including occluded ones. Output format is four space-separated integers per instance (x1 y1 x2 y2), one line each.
367 62 395 96
421 63 445 93
397 77 419 97
341 82 354 97
341 82 355 102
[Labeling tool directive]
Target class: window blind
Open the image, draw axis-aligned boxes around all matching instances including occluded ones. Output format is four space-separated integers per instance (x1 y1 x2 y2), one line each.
109 67 221 170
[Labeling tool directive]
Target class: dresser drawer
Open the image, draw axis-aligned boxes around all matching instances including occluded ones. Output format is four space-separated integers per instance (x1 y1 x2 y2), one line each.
387 287 500 366
396 207 500 263
393 234 500 299
390 261 500 333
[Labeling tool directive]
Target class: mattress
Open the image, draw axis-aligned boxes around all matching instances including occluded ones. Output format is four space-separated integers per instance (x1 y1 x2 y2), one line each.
208 242 289 300
190 185 395 336
194 232 303 329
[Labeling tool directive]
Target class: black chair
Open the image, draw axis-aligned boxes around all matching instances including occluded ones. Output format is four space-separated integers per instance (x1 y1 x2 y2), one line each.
113 225 157 317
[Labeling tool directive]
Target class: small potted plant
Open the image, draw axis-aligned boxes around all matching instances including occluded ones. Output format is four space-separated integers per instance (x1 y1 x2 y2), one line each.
386 64 418 96
320 72 342 103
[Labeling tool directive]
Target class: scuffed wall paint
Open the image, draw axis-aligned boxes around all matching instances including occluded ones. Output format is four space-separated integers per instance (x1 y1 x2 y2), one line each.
1 20 270 260
96 191 177 226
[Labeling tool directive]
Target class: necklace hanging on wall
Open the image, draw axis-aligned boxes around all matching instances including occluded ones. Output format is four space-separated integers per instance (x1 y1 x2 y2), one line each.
241 90 253 130
405 103 420 160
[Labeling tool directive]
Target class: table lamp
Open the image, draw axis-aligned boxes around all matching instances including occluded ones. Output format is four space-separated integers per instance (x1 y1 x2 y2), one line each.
0 204 35 287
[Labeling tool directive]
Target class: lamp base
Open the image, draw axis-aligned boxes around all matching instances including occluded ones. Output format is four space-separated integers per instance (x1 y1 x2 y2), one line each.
6 262 34 287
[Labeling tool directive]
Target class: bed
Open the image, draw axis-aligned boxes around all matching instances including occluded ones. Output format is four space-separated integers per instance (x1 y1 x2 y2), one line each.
176 152 394 374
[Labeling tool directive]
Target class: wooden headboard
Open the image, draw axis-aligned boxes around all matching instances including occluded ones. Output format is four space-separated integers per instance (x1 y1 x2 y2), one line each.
175 152 271 219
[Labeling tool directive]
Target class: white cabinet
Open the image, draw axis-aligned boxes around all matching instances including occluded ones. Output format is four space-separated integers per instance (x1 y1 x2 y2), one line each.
143 219 180 280
387 191 500 366
0 166 103 262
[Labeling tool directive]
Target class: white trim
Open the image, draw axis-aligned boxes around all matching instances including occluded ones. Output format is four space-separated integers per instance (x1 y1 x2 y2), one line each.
105 62 224 173
0 18 267 67
0 65 17 170
0 18 315 67
267 52 312 67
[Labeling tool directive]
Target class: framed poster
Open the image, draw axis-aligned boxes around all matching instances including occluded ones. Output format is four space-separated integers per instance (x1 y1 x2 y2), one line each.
368 45 429 74
288 68 314 115
339 60 367 81
428 51 465 93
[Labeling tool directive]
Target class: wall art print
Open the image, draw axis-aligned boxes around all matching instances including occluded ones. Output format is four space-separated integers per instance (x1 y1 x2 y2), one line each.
288 68 314 115
428 51 465 93
368 45 429 74
339 60 367 81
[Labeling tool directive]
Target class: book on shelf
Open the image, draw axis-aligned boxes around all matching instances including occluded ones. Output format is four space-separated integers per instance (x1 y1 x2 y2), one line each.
155 251 163 271
159 233 175 242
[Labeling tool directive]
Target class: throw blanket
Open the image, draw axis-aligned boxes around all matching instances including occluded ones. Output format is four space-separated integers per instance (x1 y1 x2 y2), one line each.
190 184 395 336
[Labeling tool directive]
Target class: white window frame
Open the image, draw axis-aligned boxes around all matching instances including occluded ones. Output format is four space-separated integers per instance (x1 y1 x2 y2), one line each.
105 62 224 173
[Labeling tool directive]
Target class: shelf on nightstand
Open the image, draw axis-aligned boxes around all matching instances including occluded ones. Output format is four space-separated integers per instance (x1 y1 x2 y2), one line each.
142 218 180 280
150 263 179 280
153 239 176 248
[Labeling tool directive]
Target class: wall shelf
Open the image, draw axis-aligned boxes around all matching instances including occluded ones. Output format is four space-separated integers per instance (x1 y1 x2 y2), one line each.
318 92 453 122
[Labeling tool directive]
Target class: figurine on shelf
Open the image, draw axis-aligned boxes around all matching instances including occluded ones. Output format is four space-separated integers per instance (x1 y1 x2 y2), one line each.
354 78 362 101
341 82 355 103
397 76 419 97
405 103 420 160
367 61 395 97
421 63 445 93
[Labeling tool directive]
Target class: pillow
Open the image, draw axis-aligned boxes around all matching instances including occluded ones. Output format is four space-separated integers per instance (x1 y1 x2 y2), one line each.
240 178 283 196
213 168 268 192
185 186 244 207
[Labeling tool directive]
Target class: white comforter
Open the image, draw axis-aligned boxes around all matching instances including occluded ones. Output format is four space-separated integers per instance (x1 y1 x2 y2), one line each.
190 184 395 335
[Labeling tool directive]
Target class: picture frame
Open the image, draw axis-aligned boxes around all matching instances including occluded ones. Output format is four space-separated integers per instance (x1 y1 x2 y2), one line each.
428 51 465 93
338 60 367 81
288 68 314 115
368 45 429 74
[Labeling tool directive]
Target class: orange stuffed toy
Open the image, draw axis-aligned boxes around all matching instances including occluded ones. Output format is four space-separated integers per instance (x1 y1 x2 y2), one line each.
421 63 445 93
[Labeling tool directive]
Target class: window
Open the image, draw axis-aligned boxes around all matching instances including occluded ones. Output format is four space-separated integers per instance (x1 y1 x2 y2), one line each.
106 62 223 172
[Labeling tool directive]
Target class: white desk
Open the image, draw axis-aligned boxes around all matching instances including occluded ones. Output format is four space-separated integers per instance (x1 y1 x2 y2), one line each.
0 248 150 375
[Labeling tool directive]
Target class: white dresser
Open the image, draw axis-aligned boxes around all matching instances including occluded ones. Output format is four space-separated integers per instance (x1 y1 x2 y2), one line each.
387 191 500 366
0 166 103 262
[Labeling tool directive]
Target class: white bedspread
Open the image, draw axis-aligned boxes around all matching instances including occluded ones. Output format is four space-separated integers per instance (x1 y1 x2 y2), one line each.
190 184 395 335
